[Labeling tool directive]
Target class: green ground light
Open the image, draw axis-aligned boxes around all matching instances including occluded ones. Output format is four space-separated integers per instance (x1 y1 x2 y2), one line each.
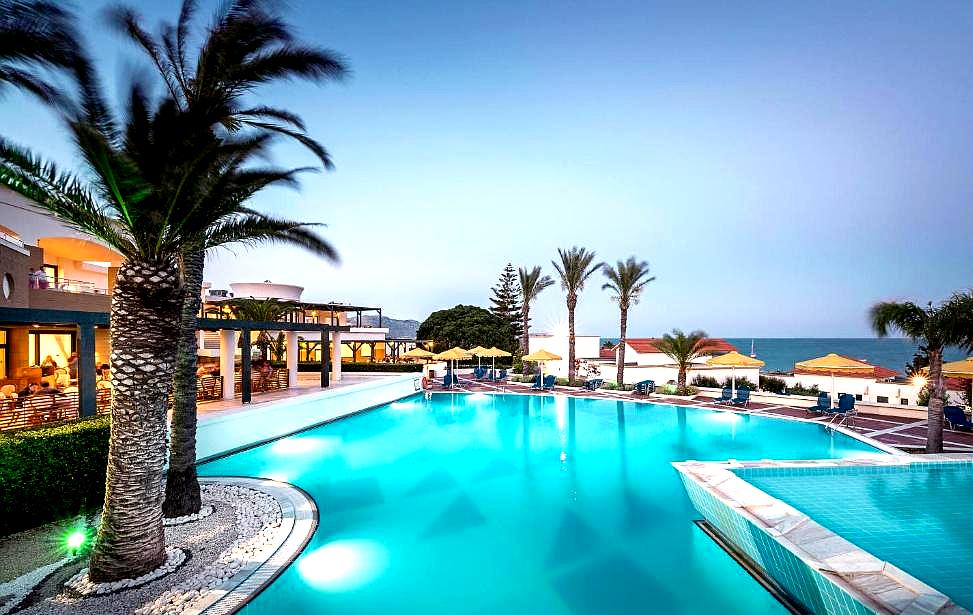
66 530 86 551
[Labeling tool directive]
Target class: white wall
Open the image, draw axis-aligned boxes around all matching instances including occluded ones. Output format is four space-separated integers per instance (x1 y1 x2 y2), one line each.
229 282 304 301
618 365 760 387
781 373 925 408
528 333 600 378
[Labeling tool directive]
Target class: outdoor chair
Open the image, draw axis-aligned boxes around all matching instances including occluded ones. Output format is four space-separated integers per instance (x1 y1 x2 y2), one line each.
712 387 732 404
583 378 603 391
944 406 973 431
531 374 543 390
806 392 831 414
473 367 486 380
441 373 456 389
826 394 857 426
633 380 655 396
497 369 507 381
542 375 556 390
730 386 750 407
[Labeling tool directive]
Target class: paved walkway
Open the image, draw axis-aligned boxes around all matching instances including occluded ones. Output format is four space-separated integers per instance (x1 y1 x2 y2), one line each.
434 374 973 454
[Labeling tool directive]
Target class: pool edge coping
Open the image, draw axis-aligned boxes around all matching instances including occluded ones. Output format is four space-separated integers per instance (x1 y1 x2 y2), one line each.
673 456 973 615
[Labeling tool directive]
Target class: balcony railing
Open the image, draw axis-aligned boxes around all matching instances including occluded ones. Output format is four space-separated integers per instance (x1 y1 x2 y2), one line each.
0 388 111 432
31 277 109 295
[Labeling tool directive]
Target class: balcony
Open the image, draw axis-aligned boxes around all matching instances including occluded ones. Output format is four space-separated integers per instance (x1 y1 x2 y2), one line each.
29 279 111 313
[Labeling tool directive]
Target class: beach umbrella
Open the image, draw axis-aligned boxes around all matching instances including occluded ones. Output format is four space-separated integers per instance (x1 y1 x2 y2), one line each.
794 353 874 406
522 348 563 384
434 347 473 388
478 346 512 377
941 357 973 378
468 346 488 368
707 351 765 397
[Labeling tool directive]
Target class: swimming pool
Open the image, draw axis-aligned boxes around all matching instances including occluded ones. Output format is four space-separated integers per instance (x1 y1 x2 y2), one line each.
741 461 973 612
198 393 883 614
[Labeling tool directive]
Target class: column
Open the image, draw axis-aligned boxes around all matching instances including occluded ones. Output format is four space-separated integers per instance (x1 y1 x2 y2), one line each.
219 328 238 401
240 329 252 404
286 330 299 389
78 323 96 417
320 329 330 388
331 331 342 383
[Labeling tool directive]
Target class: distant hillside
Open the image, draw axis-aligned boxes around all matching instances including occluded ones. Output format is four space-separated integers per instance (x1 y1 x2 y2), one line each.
361 314 420 339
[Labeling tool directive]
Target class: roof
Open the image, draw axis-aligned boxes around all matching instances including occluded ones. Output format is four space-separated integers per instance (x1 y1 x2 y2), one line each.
621 338 738 354
599 347 616 360
793 354 899 380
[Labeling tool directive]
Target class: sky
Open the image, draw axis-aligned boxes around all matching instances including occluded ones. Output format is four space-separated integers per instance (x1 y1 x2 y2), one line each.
2 1 972 337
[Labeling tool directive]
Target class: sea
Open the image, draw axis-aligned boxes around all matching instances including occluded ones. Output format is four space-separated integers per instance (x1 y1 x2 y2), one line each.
601 338 969 374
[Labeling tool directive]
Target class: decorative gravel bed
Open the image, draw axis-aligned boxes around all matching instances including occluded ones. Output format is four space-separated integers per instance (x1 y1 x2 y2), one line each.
4 478 315 615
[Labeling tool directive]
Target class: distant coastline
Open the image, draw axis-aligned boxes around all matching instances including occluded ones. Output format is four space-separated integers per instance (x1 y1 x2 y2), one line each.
599 337 968 373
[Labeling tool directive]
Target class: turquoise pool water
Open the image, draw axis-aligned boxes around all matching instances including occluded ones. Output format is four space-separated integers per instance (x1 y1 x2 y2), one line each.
199 393 882 614
742 462 973 611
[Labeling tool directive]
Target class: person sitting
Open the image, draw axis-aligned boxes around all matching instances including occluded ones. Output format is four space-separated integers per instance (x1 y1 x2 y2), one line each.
37 381 61 396
16 382 40 407
41 355 57 377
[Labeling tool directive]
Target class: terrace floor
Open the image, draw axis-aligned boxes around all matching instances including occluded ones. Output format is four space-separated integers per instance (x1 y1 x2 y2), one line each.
440 374 973 455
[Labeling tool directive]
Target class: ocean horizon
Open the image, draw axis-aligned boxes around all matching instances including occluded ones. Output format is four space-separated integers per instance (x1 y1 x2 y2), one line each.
600 337 969 374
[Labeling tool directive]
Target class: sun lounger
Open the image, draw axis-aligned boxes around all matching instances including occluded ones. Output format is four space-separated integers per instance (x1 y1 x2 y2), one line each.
442 373 456 389
944 406 973 431
806 392 831 414
531 374 543 390
542 375 556 390
583 378 603 391
473 367 486 380
826 393 856 426
712 387 732 404
730 386 750 407
497 369 507 381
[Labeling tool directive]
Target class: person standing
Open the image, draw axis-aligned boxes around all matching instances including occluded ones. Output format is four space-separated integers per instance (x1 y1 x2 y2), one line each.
67 352 79 380
27 267 37 289
35 267 49 289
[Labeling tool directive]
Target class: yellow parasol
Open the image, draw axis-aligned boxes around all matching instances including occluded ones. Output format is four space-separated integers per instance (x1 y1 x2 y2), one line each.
433 347 472 388
941 357 973 379
794 353 874 404
478 347 512 376
522 349 562 385
468 346 488 368
707 351 765 396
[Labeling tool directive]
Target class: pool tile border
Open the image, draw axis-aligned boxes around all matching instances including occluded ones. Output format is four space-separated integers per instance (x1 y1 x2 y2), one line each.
673 456 973 615
195 477 318 615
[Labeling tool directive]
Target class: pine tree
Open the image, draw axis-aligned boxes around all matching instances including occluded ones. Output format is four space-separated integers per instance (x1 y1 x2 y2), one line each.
489 263 523 338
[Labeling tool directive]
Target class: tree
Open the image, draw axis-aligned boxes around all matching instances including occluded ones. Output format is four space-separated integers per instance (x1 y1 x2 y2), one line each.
229 297 301 360
870 292 973 453
654 329 721 394
0 1 80 103
602 257 655 385
108 0 347 519
416 305 517 354
552 247 602 383
489 263 522 338
517 265 554 356
905 345 930 377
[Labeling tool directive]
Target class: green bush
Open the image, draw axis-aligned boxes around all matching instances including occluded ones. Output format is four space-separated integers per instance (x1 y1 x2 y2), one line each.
0 415 110 536
760 376 786 394
601 382 635 391
786 383 820 396
691 375 721 388
724 377 757 391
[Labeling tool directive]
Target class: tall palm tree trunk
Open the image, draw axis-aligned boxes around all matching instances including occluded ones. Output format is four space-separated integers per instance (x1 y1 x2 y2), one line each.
163 250 204 518
616 306 627 385
521 306 530 355
927 348 945 453
89 260 182 582
567 293 577 383
678 364 688 391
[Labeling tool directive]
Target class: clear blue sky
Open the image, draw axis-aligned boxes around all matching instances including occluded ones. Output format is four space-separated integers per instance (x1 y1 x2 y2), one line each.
2 1 972 337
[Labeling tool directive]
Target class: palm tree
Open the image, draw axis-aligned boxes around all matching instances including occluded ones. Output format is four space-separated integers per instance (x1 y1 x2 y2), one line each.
517 266 554 355
0 1 81 102
654 329 720 394
870 292 973 453
602 258 655 385
552 247 603 383
108 0 348 519
229 297 301 360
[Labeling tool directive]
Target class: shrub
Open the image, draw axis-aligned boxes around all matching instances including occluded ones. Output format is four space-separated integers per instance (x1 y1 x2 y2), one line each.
724 377 757 391
601 382 634 391
786 383 820 396
555 378 583 387
691 375 721 388
0 415 110 536
760 375 786 394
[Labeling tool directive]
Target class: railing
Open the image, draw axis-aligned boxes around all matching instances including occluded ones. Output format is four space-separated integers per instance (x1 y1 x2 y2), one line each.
0 388 111 432
31 277 109 295
197 375 223 401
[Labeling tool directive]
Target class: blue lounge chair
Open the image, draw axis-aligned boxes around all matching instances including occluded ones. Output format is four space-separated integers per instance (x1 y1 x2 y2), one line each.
730 386 750 407
634 380 655 396
497 369 507 381
826 394 856 426
441 373 456 389
473 367 486 380
531 373 543 389
583 378 603 391
712 387 732 404
542 375 556 390
944 406 973 431
806 392 831 414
